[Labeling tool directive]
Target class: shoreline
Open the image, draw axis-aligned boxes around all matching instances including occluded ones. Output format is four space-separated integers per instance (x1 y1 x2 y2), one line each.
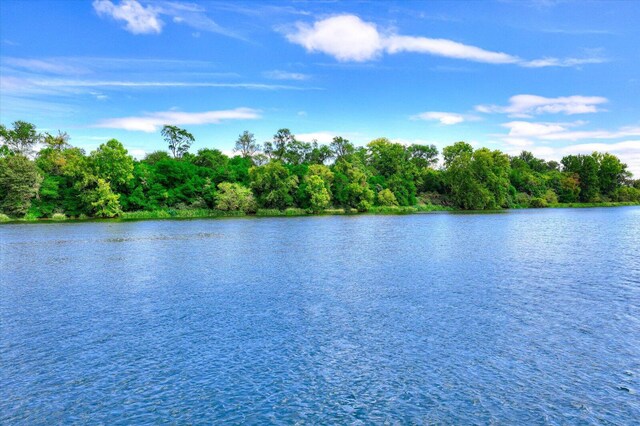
1 202 638 225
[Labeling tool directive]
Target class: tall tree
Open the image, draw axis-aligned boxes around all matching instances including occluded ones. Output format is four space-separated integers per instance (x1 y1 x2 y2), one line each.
162 125 194 158
0 121 41 157
408 144 439 168
43 131 70 151
330 136 354 160
249 161 299 209
0 155 43 216
90 139 134 192
233 131 260 159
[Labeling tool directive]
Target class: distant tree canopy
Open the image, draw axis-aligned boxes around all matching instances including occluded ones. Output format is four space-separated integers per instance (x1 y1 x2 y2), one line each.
0 120 638 219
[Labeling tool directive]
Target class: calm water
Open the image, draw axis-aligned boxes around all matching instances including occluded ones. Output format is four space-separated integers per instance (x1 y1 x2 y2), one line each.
1 208 639 424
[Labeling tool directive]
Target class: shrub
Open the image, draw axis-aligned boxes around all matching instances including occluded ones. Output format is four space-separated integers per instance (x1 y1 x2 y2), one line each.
515 192 530 208
529 197 548 208
0 213 11 222
51 213 67 221
215 182 257 213
22 212 39 221
377 188 399 206
544 189 558 205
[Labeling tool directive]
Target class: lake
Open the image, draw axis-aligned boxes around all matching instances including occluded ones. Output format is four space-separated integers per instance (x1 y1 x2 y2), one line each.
1 208 639 424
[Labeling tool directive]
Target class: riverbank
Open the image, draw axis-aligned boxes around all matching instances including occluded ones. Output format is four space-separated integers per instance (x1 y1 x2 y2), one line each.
2 202 639 224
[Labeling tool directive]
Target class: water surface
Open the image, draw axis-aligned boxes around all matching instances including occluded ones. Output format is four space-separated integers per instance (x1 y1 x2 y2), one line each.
1 208 639 424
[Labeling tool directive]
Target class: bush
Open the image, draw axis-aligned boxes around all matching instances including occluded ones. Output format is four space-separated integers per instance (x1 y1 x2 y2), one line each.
377 188 399 206
0 213 11 222
544 189 558 205
613 187 640 202
529 197 548 208
215 182 257 213
22 212 39 221
51 213 67 221
515 192 530 208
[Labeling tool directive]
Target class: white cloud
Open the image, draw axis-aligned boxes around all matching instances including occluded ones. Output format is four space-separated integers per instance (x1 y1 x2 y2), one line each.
263 70 310 81
93 0 163 35
4 58 88 74
538 126 640 141
521 57 608 68
0 76 312 94
283 14 602 68
385 35 518 64
412 111 466 125
94 108 261 132
93 0 239 38
495 121 640 175
476 94 608 117
285 15 384 62
499 121 640 142
502 121 573 137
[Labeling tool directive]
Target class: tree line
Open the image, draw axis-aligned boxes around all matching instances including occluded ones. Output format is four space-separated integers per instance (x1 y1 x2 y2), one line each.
1 120 638 219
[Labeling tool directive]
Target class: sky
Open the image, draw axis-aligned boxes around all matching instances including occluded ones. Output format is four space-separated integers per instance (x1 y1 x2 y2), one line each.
1 0 639 174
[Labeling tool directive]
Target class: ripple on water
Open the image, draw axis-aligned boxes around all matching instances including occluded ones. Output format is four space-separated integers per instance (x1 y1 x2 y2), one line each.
1 208 639 424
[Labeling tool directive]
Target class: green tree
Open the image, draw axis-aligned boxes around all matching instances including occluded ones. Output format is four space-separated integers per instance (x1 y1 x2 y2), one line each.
561 154 600 202
444 143 510 210
377 188 399 206
90 139 134 192
249 161 299 209
270 128 295 162
597 153 627 197
86 178 122 217
162 125 195 158
332 158 374 211
234 131 260 159
0 121 41 157
0 155 43 216
215 182 257 213
330 136 354 160
43 131 70 151
408 144 439 168
304 164 334 212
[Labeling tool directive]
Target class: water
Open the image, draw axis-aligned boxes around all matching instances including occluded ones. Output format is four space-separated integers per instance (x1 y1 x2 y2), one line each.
1 208 639 424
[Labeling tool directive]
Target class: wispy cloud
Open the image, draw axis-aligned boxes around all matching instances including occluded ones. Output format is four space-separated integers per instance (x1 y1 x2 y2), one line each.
476 94 608 117
26 79 312 90
94 108 262 132
0 75 315 97
93 0 241 39
283 14 607 68
263 70 310 81
521 56 608 68
93 0 163 34
411 111 467 125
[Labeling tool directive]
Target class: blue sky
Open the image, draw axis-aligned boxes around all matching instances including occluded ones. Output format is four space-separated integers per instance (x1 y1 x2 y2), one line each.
1 0 639 173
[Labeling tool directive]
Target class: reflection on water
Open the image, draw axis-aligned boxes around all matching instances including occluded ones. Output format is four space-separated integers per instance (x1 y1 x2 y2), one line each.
1 208 639 423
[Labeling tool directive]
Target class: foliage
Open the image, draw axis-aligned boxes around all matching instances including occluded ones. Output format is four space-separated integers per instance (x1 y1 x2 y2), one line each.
249 161 299 209
215 182 257 213
0 121 41 157
51 213 67 221
0 154 43 216
1 119 637 221
91 139 134 192
304 164 334 213
162 125 194 158
234 130 260 159
377 188 399 206
86 178 122 218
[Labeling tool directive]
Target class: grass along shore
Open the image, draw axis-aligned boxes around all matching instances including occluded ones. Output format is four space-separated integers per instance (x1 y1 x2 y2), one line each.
2 202 640 224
